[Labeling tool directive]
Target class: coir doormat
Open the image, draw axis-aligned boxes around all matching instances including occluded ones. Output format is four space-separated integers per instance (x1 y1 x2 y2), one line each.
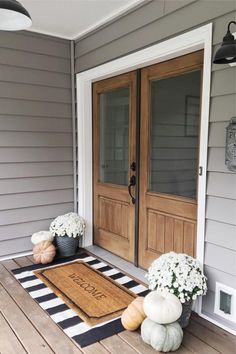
12 252 149 348
34 261 136 326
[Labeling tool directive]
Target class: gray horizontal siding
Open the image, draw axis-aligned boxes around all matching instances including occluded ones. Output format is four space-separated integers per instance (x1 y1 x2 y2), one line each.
0 98 71 118
205 220 236 251
74 0 236 330
206 196 236 225
0 203 74 228
0 176 73 195
75 0 166 58
209 122 229 147
211 67 236 97
0 147 72 163
204 265 236 292
75 2 236 72
210 94 236 122
75 6 234 61
0 82 71 103
0 132 72 147
0 116 72 132
0 31 70 58
207 172 236 199
0 31 73 258
0 237 35 257
0 190 74 211
0 219 55 241
0 47 70 73
205 243 236 276
0 162 73 179
0 64 71 88
208 148 233 173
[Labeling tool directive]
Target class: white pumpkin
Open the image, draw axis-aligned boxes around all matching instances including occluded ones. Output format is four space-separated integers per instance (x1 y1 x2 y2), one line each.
143 290 182 324
31 231 54 245
141 318 183 352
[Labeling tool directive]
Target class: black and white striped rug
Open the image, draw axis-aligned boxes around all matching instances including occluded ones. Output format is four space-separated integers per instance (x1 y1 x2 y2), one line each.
12 252 149 348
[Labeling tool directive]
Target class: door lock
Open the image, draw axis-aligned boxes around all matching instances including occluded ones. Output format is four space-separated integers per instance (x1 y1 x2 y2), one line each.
130 161 136 172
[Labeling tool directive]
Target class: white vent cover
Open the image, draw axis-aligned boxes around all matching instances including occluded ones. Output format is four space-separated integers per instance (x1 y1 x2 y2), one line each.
214 282 236 323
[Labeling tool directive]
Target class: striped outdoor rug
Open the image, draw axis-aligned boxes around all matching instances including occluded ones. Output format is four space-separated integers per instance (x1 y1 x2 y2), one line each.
12 252 149 348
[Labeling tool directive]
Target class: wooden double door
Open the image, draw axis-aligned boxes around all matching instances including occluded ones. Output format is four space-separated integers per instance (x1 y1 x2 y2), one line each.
93 51 203 269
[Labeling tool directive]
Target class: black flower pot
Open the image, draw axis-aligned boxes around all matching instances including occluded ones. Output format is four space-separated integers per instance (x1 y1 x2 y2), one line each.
178 301 193 328
55 234 79 257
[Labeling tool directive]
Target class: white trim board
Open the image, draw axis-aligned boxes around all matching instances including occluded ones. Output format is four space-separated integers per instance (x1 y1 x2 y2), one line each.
76 22 212 310
0 251 33 262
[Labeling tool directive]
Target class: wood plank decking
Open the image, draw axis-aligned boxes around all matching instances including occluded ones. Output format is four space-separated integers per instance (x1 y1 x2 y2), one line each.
0 255 235 354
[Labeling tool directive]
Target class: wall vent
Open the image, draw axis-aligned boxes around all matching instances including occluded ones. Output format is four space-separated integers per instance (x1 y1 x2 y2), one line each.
214 282 236 323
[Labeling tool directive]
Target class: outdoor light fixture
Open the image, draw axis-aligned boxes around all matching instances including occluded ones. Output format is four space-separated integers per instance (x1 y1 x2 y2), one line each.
0 0 32 30
213 21 236 64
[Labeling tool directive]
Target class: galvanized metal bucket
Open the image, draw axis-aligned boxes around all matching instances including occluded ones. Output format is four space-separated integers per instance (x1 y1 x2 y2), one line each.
55 235 79 257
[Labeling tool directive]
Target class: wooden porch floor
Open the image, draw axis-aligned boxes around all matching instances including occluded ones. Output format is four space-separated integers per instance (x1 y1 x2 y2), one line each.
0 255 235 354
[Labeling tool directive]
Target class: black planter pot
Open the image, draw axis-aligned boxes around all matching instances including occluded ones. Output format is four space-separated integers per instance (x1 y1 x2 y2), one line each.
178 301 193 328
55 234 79 257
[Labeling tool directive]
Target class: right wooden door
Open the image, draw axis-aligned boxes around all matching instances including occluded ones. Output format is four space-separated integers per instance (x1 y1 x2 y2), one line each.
138 51 203 269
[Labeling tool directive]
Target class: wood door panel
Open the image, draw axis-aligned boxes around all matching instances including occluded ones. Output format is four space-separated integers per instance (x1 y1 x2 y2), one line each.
94 228 133 261
147 212 166 254
98 196 129 239
96 184 129 202
164 216 174 253
143 208 197 267
173 219 184 253
146 194 196 220
183 222 196 256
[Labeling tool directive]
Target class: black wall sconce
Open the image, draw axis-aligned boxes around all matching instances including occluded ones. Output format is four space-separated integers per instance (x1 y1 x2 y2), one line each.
213 21 236 64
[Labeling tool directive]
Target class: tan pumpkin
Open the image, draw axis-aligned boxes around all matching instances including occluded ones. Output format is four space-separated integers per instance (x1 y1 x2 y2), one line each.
121 297 146 331
33 240 56 264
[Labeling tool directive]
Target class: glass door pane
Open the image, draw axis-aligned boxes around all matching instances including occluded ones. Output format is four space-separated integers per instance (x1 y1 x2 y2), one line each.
149 70 201 198
99 88 129 186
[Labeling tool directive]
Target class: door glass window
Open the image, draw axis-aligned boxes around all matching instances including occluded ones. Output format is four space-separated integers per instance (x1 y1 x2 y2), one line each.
149 70 201 198
99 88 129 185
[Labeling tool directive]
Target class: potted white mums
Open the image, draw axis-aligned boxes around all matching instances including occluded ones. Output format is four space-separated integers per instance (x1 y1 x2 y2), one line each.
146 252 207 328
50 212 86 257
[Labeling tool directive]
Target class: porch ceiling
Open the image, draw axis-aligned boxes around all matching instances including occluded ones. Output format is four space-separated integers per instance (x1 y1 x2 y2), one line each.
21 0 146 40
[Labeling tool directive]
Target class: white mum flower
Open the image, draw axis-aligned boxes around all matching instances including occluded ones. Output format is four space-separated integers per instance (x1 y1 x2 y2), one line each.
50 212 86 238
145 251 207 302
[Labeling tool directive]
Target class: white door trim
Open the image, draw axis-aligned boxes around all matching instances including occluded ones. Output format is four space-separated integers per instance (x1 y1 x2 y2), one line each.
76 23 212 303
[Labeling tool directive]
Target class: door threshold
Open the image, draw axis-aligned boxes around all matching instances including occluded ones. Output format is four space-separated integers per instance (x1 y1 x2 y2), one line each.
85 245 148 285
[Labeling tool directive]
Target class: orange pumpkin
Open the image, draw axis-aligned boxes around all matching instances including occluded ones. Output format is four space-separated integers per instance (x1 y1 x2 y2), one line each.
33 240 56 264
121 297 146 331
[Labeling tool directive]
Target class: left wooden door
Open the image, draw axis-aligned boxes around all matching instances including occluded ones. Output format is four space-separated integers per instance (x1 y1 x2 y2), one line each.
93 72 137 262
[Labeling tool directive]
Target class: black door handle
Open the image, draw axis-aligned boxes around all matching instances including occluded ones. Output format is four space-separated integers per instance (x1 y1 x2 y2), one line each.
128 175 136 204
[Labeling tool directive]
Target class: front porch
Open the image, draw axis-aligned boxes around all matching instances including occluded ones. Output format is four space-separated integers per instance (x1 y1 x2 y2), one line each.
0 249 235 354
